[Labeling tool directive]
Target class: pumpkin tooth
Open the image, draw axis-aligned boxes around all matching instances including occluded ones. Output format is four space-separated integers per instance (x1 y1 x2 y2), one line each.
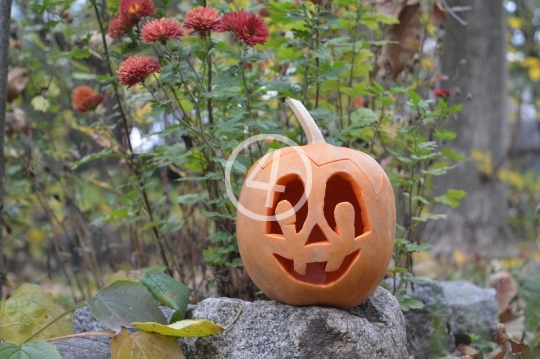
294 260 307 275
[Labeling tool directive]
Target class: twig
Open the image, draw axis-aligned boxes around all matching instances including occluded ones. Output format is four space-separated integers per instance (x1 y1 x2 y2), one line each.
224 307 243 331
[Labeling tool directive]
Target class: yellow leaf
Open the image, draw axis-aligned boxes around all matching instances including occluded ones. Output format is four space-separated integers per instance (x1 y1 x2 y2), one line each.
453 249 467 267
508 16 522 29
31 95 50 112
529 66 540 81
133 319 224 338
420 57 435 71
0 284 73 344
26 228 46 245
110 327 185 359
470 149 492 176
521 56 540 68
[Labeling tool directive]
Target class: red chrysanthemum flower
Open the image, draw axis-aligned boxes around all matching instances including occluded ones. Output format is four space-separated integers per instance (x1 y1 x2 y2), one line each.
119 0 156 19
72 86 105 113
109 12 137 39
221 10 269 47
183 6 222 39
117 55 160 88
433 88 451 98
141 18 184 43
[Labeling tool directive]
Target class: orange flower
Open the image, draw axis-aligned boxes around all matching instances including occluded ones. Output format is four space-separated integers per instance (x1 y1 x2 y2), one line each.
119 0 156 19
117 55 160 88
141 18 184 43
183 6 222 39
221 10 268 47
72 86 105 112
109 12 137 38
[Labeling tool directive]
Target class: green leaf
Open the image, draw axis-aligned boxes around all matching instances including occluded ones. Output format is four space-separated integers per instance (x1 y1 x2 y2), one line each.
176 193 206 206
441 148 466 161
434 189 466 208
86 280 167 331
0 342 61 359
404 243 432 252
533 332 540 346
396 293 424 311
313 47 331 63
141 272 192 320
0 284 73 344
435 129 457 140
412 214 447 222
133 320 224 337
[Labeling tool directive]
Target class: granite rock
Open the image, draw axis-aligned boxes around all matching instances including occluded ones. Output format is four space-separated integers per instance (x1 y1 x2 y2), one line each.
179 286 407 359
388 279 498 359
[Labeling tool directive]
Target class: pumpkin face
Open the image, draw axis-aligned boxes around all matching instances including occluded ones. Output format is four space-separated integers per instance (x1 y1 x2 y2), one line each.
236 99 396 309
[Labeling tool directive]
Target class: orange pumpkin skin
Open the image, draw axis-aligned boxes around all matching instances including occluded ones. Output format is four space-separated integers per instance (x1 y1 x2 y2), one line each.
237 141 396 309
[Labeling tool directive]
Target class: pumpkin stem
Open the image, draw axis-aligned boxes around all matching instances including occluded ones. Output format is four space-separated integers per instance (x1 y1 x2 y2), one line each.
285 97 326 144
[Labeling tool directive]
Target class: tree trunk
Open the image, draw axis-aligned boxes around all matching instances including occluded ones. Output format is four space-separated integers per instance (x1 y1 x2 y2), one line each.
422 0 516 257
0 0 13 297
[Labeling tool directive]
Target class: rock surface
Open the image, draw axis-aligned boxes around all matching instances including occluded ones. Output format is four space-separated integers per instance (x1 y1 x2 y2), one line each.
53 338 110 359
179 287 407 359
389 279 498 359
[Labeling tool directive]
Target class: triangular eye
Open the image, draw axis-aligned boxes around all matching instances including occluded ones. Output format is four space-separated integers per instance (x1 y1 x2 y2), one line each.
324 173 365 237
267 175 308 235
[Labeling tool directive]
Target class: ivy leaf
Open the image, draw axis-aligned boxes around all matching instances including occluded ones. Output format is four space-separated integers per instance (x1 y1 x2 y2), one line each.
110 327 185 359
0 342 61 359
133 319 224 337
141 272 192 320
0 284 73 344
86 280 167 331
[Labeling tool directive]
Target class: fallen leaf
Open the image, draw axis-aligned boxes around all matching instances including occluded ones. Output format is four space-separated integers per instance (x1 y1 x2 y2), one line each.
7 67 29 102
133 319 224 337
0 284 73 344
487 272 518 311
457 343 479 356
379 3 422 79
0 342 61 359
110 327 185 359
86 280 167 331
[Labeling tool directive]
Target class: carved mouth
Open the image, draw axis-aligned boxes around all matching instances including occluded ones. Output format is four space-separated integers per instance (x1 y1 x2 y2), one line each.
273 250 360 285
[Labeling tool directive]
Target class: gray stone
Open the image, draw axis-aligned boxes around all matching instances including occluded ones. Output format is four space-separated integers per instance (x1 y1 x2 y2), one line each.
387 279 498 359
439 281 498 342
52 338 110 359
179 287 407 359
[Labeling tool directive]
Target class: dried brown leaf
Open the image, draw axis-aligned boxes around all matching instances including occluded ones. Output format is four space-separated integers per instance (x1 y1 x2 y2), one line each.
457 343 479 356
379 4 422 79
494 323 512 353
110 327 185 359
7 67 29 102
430 1 446 26
498 308 517 324
487 272 518 311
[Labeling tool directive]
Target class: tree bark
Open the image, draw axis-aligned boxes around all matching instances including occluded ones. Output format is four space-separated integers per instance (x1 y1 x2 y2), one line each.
423 0 516 257
0 0 13 297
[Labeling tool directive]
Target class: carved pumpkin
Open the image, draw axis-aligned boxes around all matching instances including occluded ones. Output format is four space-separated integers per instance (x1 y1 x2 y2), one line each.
236 98 396 309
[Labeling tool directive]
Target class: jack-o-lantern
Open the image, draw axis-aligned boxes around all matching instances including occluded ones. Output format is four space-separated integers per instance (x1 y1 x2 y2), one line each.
236 98 396 309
